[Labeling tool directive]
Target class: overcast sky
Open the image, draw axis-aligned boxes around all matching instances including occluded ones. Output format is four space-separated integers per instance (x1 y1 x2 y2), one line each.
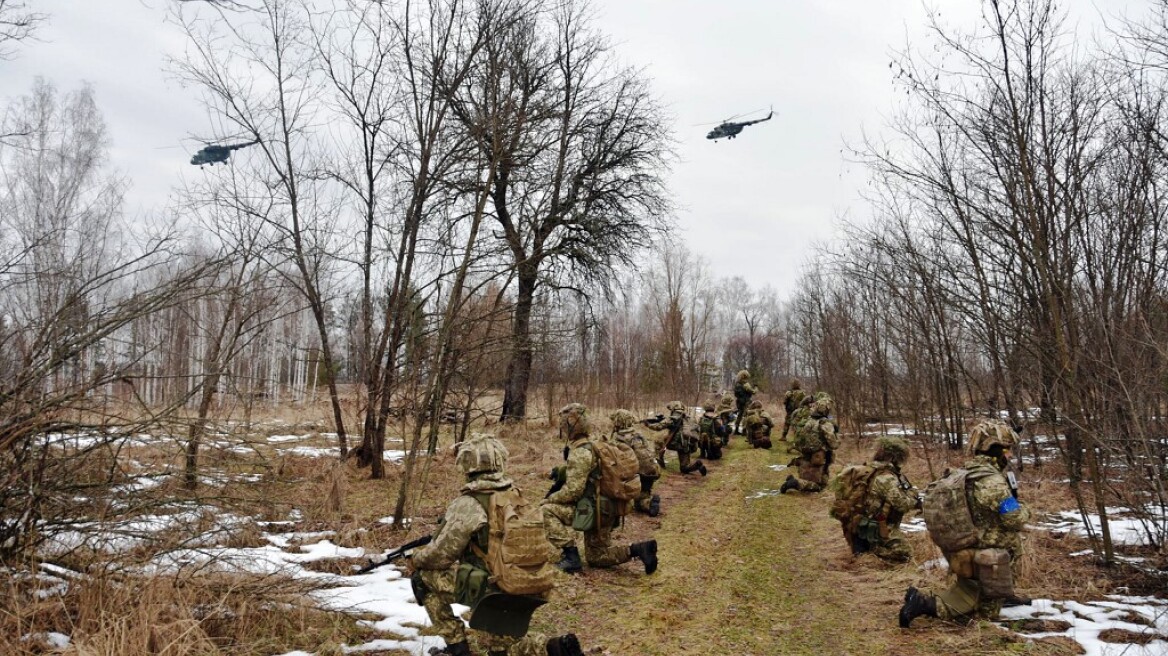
0 0 1142 297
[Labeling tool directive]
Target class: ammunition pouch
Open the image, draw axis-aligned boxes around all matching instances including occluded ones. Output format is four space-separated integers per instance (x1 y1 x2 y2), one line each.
973 548 1014 599
455 562 491 607
945 548 978 580
856 517 882 546
571 496 596 531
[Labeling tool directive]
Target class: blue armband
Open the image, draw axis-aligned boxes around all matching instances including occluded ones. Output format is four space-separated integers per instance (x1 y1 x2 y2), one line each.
998 496 1020 514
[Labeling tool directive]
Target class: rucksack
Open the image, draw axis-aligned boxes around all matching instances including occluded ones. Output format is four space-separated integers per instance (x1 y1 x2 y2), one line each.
669 418 701 453
471 488 555 596
797 417 838 452
613 430 658 478
829 464 880 525
590 439 640 505
921 466 995 553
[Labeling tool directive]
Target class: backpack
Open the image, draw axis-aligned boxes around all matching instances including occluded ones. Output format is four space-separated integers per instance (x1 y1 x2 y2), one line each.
613 430 658 478
921 467 995 553
784 389 806 414
829 464 880 525
471 488 556 596
795 417 839 455
590 439 640 505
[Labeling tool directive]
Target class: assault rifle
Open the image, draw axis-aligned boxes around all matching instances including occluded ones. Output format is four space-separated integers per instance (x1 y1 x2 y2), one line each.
641 413 665 427
545 466 567 499
355 534 433 574
1006 470 1019 499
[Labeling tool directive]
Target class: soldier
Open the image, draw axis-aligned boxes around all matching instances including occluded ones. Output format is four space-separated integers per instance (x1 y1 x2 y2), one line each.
780 379 806 442
715 392 737 446
697 403 726 460
899 420 1029 627
410 434 584 656
645 401 707 476
832 437 917 563
781 393 839 493
732 369 758 434
609 409 661 517
784 394 814 443
741 399 775 449
541 403 658 575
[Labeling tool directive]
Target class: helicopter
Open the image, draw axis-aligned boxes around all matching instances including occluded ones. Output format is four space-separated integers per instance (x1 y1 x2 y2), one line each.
704 108 773 141
189 139 260 166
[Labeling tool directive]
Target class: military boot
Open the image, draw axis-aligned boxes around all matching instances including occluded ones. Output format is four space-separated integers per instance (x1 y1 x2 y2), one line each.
629 539 658 575
780 474 800 494
898 586 937 627
428 642 471 656
555 546 583 574
648 494 661 517
545 633 584 656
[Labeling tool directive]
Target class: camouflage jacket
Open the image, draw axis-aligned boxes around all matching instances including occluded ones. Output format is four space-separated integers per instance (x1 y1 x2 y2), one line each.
862 462 917 527
795 415 839 453
783 389 806 414
646 410 687 449
787 406 811 432
613 427 660 479
742 410 774 439
965 456 1029 553
544 437 597 507
734 380 758 401
411 472 513 571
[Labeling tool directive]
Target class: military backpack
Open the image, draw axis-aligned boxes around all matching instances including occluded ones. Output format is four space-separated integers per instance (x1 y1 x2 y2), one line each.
590 438 641 506
613 430 659 478
794 417 839 455
921 466 995 553
829 463 880 526
470 488 556 596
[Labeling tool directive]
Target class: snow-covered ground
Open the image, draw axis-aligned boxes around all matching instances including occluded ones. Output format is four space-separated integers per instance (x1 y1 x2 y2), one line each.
32 521 446 656
1001 596 1168 656
1035 506 1167 547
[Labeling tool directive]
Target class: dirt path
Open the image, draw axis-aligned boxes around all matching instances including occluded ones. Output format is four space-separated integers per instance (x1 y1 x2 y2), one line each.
531 438 900 654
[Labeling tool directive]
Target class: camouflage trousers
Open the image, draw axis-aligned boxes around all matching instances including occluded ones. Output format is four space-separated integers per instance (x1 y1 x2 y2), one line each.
792 450 828 492
541 502 631 568
852 528 912 563
933 576 1004 621
416 569 548 655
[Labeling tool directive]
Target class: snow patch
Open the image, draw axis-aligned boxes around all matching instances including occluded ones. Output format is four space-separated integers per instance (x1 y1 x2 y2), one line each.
1001 596 1168 656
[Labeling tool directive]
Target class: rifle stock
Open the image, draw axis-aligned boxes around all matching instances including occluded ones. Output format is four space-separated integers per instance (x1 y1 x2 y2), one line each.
356 534 433 574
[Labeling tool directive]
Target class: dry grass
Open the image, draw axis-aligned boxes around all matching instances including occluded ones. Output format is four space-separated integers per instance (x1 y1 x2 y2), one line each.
4 397 1164 655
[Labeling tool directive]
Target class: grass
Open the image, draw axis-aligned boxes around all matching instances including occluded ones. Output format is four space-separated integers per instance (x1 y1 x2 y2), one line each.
4 400 1164 655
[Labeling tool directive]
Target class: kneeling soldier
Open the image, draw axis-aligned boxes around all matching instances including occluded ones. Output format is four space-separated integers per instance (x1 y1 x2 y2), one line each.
410 433 584 656
610 409 661 516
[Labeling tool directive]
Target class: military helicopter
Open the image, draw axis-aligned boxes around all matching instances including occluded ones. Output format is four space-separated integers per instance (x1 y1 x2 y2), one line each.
704 107 773 141
189 139 259 166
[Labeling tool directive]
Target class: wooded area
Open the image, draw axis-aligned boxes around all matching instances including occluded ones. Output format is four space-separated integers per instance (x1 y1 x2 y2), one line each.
1 0 1165 575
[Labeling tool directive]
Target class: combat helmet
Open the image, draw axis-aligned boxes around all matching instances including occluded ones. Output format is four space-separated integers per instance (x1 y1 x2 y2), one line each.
666 400 686 415
748 399 763 411
811 393 834 417
559 403 591 440
873 437 910 465
790 378 801 390
702 403 715 413
736 369 751 383
456 433 509 475
609 409 637 431
966 419 1018 455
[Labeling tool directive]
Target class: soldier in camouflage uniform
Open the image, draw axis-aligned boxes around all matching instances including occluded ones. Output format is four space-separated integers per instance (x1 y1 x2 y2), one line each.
715 392 736 446
847 437 918 563
780 379 806 443
645 401 707 476
697 403 725 460
784 394 814 443
541 403 658 574
609 409 660 517
732 370 758 435
741 399 775 449
410 434 584 656
781 393 839 493
900 420 1030 627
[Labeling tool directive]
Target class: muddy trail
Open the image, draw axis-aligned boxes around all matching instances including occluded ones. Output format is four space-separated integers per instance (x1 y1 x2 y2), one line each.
528 436 1071 656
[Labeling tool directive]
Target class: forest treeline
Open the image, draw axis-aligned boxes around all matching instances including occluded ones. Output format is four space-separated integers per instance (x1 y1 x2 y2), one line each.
2 0 1167 563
